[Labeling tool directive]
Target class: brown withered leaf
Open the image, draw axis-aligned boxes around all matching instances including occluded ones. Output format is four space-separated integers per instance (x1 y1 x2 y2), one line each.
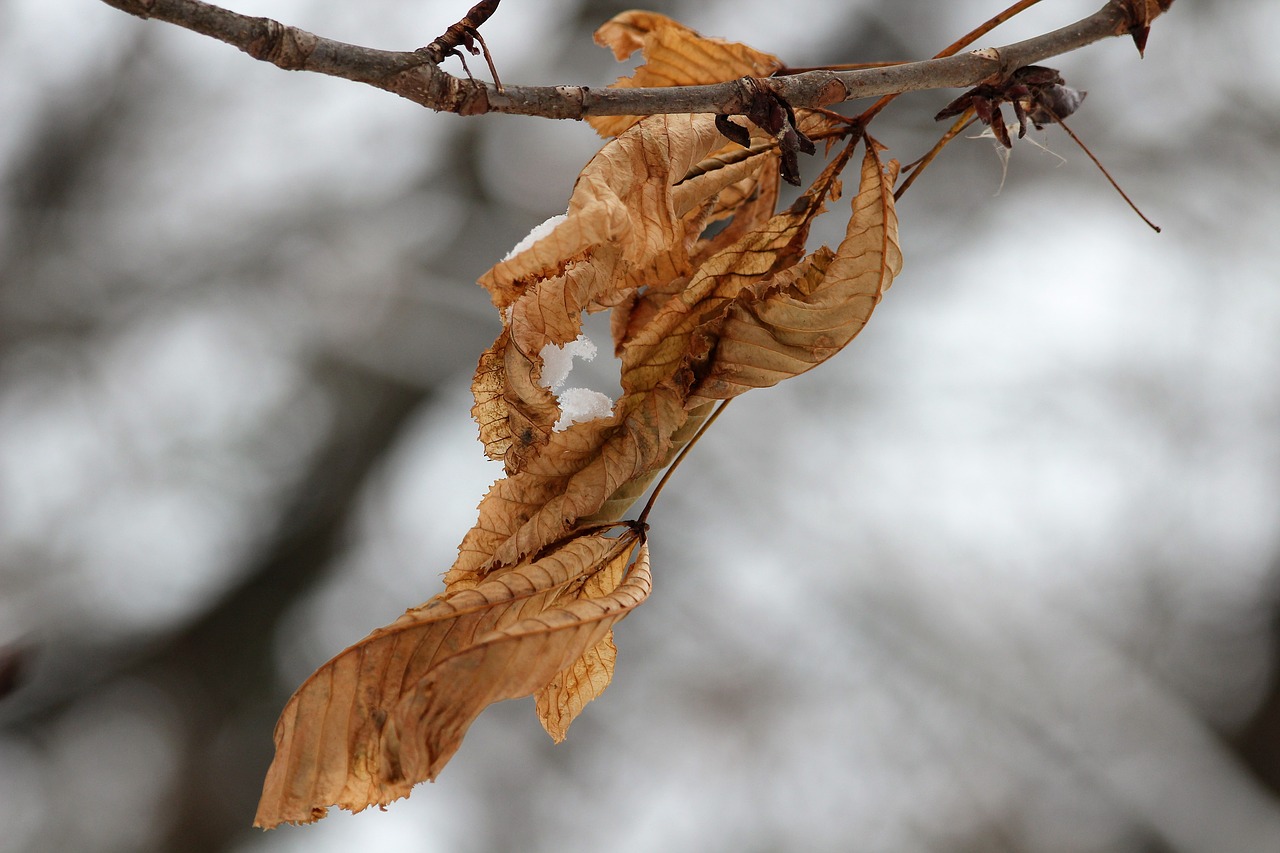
689 141 904 404
451 161 842 583
533 534 631 740
255 529 647 828
611 142 785 349
457 119 872 582
471 328 561 469
471 114 782 476
617 161 844 400
447 380 685 587
579 398 717 526
384 536 651 790
481 113 769 317
460 112 793 539
588 12 784 138
614 123 870 399
535 632 616 742
259 7 912 831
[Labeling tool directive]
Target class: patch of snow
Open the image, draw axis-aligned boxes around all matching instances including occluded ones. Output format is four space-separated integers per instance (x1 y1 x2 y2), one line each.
553 388 614 431
502 213 567 262
538 334 597 391
537 334 613 430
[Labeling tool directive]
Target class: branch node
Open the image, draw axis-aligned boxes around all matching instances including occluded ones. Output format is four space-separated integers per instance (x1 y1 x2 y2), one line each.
419 0 505 90
245 18 317 70
555 85 587 120
968 46 1007 79
815 74 849 107
725 77 814 186
458 80 491 116
1117 0 1175 57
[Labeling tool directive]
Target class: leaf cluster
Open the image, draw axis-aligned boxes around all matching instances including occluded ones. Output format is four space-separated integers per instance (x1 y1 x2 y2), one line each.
254 11 900 828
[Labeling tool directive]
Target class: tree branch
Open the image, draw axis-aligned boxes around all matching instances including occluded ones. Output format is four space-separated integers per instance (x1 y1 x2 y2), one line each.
97 0 1168 120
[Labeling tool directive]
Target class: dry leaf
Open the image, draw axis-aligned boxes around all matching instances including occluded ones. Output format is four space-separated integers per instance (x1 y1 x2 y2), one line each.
611 142 784 350
383 536 651 791
589 12 784 138
469 114 778 476
689 141 903 404
447 380 686 586
254 529 648 828
533 524 632 740
616 160 844 400
478 114 734 314
535 632 617 743
471 328 561 470
579 398 717 526
454 112 796 579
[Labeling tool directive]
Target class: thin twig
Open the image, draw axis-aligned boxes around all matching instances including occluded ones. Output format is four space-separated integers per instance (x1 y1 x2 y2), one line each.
95 0 1169 120
417 0 505 92
938 0 1051 59
858 0 1049 125
1054 116 1162 232
636 402 732 529
896 112 975 200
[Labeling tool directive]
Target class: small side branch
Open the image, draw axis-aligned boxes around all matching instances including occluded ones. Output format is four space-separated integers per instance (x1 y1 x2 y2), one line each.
417 0 505 92
96 0 1169 120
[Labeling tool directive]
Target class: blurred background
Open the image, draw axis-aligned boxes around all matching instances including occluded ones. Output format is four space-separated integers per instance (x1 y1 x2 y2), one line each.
2 1 1279 851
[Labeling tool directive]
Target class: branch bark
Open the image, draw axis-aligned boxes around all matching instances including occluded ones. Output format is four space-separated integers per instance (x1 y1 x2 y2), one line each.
96 0 1167 119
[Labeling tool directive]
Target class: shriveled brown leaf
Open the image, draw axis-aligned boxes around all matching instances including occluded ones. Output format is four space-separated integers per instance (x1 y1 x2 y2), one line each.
385 538 651 788
480 114 745 315
579 398 717 526
589 12 784 138
610 145 783 351
466 116 712 474
471 329 561 470
535 633 616 742
533 538 631 741
448 382 685 587
617 169 840 400
254 530 645 828
689 141 904 404
259 7 916 831
458 113 796 565
455 172 837 573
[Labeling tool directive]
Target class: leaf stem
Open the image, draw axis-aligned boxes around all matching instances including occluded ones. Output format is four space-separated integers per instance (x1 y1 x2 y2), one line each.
1053 116 1162 232
895 111 975 200
635 401 732 529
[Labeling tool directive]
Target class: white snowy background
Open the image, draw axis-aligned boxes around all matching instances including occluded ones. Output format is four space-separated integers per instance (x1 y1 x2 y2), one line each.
2 1 1279 851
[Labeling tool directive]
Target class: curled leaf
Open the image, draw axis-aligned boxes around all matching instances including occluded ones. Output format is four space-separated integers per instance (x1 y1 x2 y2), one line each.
470 115 731 474
617 150 848 400
255 529 648 828
459 113 795 573
689 141 903 404
385 536 651 788
531 528 633 741
472 329 561 470
536 631 617 743
448 382 685 585
481 113 764 316
589 12 783 138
